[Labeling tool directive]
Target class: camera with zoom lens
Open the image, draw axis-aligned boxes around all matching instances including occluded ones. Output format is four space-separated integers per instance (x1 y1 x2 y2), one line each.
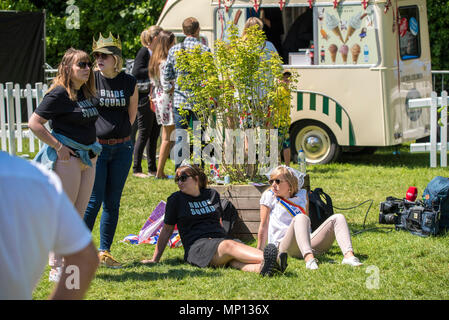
379 197 440 236
378 197 412 225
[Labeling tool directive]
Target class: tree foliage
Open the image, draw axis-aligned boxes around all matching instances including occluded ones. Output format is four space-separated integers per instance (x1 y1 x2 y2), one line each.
0 0 165 67
427 0 449 71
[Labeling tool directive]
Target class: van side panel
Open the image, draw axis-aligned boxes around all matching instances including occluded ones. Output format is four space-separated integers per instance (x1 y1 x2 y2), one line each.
158 0 214 45
289 68 384 146
379 0 431 145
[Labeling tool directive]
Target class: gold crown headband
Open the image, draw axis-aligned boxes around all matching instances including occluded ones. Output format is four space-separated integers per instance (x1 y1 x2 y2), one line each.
92 32 122 51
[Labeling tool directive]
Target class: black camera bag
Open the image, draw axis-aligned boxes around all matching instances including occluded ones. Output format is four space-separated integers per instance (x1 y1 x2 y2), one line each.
308 188 334 232
220 198 239 236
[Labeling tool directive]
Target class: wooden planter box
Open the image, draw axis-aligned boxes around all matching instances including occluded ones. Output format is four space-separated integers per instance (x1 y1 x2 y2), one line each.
214 175 310 241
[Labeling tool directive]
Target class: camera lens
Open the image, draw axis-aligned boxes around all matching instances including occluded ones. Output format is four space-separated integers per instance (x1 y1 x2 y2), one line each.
379 213 399 224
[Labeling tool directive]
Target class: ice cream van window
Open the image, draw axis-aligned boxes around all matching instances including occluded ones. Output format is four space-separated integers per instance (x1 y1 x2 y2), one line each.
214 5 378 66
175 34 209 47
398 6 421 60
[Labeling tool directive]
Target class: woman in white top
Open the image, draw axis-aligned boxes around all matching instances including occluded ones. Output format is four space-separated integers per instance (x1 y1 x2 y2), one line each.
257 165 362 270
148 30 175 179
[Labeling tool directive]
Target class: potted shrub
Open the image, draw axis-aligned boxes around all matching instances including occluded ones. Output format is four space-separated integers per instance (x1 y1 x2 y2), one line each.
175 24 295 181
175 24 298 239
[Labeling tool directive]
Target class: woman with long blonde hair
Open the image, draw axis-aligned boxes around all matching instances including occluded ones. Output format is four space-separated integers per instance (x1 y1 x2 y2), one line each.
29 48 101 282
148 30 176 179
258 166 363 270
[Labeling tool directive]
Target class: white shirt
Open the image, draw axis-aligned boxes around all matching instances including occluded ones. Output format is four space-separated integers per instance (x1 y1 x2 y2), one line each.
0 152 92 300
260 188 307 246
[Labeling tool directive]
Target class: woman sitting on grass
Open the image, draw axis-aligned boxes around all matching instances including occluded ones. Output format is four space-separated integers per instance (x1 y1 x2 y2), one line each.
257 165 363 270
141 164 283 276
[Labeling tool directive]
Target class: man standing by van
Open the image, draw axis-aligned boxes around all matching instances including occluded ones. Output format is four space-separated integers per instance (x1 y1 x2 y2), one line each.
163 17 211 169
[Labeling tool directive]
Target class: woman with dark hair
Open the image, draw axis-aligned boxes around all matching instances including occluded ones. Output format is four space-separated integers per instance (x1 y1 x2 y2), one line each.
29 48 101 282
141 164 284 276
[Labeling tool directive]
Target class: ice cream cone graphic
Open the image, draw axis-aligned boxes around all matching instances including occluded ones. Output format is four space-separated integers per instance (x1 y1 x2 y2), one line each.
339 45 348 64
345 11 365 43
328 44 338 63
345 26 356 43
351 44 361 64
332 26 344 43
325 12 344 43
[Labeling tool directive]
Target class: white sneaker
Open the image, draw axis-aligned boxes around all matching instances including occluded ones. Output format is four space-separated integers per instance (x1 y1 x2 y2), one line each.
305 258 319 270
342 256 363 267
48 267 62 282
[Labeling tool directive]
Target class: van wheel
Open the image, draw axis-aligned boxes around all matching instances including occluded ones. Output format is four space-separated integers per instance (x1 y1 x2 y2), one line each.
290 120 341 164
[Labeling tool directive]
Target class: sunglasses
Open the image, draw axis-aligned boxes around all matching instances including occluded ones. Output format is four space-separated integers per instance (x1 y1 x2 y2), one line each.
175 174 192 183
269 179 286 185
93 52 110 60
77 61 92 69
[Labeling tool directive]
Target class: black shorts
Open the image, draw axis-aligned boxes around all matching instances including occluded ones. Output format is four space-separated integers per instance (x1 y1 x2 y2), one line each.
186 237 226 268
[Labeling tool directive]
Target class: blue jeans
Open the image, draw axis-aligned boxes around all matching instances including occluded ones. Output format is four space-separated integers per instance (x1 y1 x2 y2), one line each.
83 140 133 251
173 108 199 170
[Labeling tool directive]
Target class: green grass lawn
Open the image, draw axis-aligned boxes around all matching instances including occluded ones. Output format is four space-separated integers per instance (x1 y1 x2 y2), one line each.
22 143 449 300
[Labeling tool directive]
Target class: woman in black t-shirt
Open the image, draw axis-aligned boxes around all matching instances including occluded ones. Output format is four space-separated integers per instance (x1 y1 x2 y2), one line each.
141 164 283 276
83 33 138 269
132 26 162 178
28 48 99 282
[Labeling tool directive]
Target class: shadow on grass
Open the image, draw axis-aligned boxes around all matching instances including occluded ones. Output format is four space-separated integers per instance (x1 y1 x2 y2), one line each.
337 148 430 169
96 268 219 282
95 257 223 282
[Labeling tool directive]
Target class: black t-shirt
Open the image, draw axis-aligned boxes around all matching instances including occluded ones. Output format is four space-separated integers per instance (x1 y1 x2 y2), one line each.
34 86 99 145
94 70 137 139
164 188 227 259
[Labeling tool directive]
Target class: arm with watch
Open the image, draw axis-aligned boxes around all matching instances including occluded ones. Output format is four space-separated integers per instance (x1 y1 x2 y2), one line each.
28 113 76 161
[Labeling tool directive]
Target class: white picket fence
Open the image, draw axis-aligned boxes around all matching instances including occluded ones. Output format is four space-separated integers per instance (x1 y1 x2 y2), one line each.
0 82 48 155
409 91 448 167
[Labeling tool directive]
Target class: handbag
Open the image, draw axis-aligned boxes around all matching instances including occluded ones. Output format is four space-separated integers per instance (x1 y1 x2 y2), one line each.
149 85 156 112
150 98 156 113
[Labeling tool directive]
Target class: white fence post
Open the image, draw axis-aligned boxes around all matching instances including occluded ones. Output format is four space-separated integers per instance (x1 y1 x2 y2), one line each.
441 91 448 167
430 91 438 167
409 90 448 167
35 82 46 151
25 84 36 153
6 82 16 155
0 83 6 151
14 83 23 153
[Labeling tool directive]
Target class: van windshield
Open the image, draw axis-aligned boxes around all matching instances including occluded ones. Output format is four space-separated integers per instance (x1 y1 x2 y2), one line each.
214 4 379 66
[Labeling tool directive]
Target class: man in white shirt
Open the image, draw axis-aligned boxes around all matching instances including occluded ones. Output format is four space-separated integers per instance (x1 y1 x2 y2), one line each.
0 152 99 300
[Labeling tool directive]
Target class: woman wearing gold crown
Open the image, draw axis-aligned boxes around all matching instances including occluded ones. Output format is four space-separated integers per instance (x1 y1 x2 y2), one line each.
83 32 138 268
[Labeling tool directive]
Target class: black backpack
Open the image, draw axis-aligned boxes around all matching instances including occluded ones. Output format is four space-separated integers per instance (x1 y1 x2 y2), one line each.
220 198 239 236
422 176 449 230
308 188 334 232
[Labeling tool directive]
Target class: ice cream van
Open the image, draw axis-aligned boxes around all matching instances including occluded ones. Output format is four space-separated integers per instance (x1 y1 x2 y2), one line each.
157 0 432 164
